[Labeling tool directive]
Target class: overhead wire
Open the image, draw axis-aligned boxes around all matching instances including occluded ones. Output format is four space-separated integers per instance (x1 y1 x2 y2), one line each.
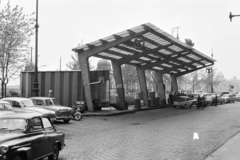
197 34 240 48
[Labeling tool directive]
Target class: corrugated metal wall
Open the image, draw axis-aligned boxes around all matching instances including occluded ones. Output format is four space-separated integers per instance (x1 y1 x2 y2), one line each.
20 71 110 107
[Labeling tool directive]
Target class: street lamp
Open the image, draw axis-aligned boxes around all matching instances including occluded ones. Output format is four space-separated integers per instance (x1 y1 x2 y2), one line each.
229 12 240 22
206 67 213 93
32 0 39 96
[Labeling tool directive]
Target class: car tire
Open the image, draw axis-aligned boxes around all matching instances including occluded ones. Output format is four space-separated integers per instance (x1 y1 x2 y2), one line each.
74 114 82 121
63 119 70 123
189 104 192 109
48 144 59 160
13 155 23 160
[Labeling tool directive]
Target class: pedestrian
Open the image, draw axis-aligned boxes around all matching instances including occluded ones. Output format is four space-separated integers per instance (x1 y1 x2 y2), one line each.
48 90 53 97
169 92 174 107
214 94 218 106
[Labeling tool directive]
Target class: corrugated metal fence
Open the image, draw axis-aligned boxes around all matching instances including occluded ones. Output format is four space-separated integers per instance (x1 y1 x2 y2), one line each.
20 71 109 107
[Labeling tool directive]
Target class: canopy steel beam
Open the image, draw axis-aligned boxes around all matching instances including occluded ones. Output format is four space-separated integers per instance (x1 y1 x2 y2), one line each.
141 52 191 70
160 59 202 74
142 24 213 64
123 41 197 69
117 43 172 65
174 63 213 77
73 30 148 58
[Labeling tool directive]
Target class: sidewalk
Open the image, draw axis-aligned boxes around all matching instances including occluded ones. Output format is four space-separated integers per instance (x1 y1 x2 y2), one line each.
82 105 171 117
205 132 240 160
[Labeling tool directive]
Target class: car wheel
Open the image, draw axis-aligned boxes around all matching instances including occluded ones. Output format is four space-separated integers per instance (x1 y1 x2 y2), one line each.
13 155 23 160
63 119 70 123
48 144 59 160
74 114 82 121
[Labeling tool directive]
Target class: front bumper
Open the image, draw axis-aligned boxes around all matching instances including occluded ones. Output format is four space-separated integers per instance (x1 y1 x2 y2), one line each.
56 115 72 120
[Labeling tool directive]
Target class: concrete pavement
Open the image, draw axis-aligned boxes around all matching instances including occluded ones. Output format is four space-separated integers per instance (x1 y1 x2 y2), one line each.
54 103 240 160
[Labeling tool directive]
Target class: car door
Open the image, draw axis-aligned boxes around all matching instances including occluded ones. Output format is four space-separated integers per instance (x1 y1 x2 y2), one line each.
28 117 49 159
42 117 57 154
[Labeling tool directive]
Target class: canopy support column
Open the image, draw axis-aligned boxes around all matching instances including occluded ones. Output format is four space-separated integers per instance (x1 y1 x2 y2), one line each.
154 72 166 105
171 74 178 94
112 61 127 110
78 54 94 112
137 67 149 107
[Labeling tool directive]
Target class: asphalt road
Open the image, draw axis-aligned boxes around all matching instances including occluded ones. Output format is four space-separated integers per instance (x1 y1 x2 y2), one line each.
52 101 240 160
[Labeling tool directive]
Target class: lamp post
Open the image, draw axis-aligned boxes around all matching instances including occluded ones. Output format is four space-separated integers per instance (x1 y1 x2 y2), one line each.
32 0 39 96
229 12 240 22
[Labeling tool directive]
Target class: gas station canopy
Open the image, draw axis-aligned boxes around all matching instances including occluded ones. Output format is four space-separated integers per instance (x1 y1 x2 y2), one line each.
73 23 215 76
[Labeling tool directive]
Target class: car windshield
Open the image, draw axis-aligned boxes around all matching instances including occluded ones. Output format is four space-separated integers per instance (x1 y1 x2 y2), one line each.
52 99 60 105
22 100 35 107
0 119 27 131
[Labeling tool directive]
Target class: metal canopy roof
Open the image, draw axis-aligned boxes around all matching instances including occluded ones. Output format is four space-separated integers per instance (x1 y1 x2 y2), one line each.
72 23 215 76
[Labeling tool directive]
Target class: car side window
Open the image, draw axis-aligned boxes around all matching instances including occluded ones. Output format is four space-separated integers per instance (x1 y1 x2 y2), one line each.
12 101 21 108
45 99 53 106
30 117 43 131
42 118 53 129
35 100 44 106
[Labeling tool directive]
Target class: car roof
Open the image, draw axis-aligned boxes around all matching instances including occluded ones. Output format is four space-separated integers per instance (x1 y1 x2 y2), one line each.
1 97 32 102
30 97 56 100
0 112 43 119
0 100 10 104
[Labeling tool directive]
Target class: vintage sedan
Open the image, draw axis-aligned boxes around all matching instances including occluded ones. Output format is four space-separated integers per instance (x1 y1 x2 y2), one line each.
0 112 65 160
1 97 56 122
235 93 240 101
173 96 193 109
30 97 73 123
221 94 236 103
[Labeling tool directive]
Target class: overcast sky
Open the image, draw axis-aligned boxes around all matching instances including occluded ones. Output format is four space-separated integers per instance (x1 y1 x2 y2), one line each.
3 0 240 85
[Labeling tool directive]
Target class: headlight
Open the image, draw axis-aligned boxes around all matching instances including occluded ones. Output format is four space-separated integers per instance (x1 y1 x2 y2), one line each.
0 145 8 155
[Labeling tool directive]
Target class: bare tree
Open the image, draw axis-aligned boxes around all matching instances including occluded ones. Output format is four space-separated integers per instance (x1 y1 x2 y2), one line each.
121 64 138 94
0 2 35 97
66 52 95 70
200 67 225 92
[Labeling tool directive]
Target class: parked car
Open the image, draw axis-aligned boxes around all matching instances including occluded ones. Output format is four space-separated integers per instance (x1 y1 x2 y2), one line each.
173 96 193 109
220 91 232 97
0 112 65 160
235 93 240 101
1 97 56 122
30 97 73 123
203 93 214 106
221 94 236 103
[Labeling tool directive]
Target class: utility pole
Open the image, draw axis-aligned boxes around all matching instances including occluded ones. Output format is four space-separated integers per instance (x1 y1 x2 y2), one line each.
60 57 61 71
229 12 240 22
211 48 214 93
32 0 39 96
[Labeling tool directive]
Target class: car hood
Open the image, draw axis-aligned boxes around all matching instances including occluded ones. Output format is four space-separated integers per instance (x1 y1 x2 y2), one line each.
0 110 15 115
0 132 26 144
24 107 53 114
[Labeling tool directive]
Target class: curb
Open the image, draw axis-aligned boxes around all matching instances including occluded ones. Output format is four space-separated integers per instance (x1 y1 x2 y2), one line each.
82 105 172 117
205 132 240 160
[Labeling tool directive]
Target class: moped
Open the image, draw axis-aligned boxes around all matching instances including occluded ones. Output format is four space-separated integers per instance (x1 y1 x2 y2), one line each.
72 101 85 121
